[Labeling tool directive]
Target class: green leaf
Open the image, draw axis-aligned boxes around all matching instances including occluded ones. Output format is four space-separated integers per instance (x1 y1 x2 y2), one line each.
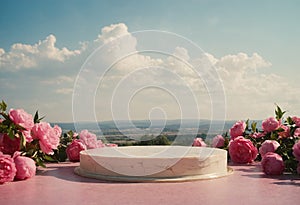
35 157 46 168
33 110 45 123
43 154 57 162
270 132 278 140
31 150 38 158
245 119 249 130
34 110 39 123
251 121 257 132
1 112 10 121
20 133 27 149
286 116 293 125
277 127 285 132
0 100 7 112
275 104 286 120
8 128 15 140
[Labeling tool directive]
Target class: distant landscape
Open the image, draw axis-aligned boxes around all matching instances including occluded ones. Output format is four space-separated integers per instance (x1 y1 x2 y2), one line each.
51 119 261 146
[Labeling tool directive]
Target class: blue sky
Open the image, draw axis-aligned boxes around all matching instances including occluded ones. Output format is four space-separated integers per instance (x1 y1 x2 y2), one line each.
0 0 299 122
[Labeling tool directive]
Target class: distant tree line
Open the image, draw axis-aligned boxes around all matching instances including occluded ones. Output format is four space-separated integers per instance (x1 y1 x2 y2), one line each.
109 133 208 146
116 135 171 146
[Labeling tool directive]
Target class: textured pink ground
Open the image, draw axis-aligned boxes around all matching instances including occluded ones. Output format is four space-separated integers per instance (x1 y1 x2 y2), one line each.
1 162 299 205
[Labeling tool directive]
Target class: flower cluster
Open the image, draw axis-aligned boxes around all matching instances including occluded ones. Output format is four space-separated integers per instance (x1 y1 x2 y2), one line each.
192 137 207 147
212 106 300 175
0 101 62 183
64 129 117 162
0 100 118 184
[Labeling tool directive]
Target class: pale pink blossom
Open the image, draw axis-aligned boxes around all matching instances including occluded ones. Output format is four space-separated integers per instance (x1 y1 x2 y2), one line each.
261 152 285 175
73 132 79 138
0 152 16 184
278 125 290 138
97 140 105 148
212 135 225 148
105 143 118 147
251 132 264 139
66 140 86 162
31 122 61 155
294 128 300 137
79 130 98 149
192 138 207 147
292 116 300 127
9 109 34 142
262 117 280 133
259 140 280 157
9 109 34 130
229 121 246 140
229 136 258 164
292 141 300 161
13 152 36 180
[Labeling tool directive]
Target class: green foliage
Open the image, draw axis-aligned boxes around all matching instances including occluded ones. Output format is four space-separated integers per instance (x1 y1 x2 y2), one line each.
52 130 77 162
224 104 299 174
34 110 45 123
275 104 286 121
251 121 257 132
136 135 171 146
0 100 7 112
0 100 69 167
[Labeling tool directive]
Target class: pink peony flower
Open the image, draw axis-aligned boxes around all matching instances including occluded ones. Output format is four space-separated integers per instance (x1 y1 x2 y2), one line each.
292 141 300 161
229 136 258 164
251 132 264 139
105 143 118 147
192 138 207 147
79 130 98 149
261 152 285 175
212 135 225 148
97 140 105 148
66 140 86 162
0 152 17 184
0 133 21 155
292 116 300 127
259 140 280 157
229 121 246 140
31 122 61 155
73 132 79 138
9 109 34 142
262 117 280 133
278 125 290 138
294 128 300 137
13 152 36 180
9 109 34 130
22 130 33 143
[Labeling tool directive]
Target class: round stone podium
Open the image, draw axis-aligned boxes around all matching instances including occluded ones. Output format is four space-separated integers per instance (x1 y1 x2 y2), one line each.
75 146 232 182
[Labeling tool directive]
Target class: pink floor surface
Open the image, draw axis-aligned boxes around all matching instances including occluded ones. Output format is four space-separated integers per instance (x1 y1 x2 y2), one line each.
1 162 299 205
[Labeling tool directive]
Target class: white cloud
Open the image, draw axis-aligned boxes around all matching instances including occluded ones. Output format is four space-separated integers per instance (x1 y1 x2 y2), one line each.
215 52 271 84
55 88 74 95
201 52 297 120
86 26 286 120
217 52 271 72
41 75 75 85
95 23 130 43
0 48 5 56
0 34 81 70
173 47 190 61
1 22 299 121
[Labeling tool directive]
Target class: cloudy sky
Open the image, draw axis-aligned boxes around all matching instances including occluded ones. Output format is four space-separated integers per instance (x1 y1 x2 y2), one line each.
0 0 299 122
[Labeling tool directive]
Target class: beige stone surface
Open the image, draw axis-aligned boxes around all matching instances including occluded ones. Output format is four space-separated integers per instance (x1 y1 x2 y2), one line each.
76 146 230 182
